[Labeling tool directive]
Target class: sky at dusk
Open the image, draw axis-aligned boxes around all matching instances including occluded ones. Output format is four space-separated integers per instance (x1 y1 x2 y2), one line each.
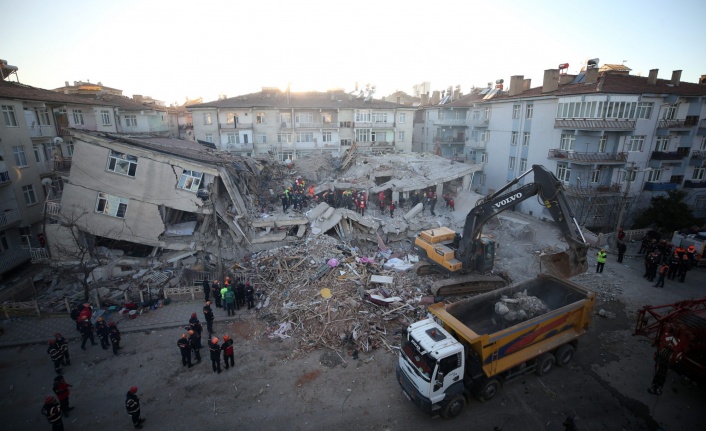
2 0 705 106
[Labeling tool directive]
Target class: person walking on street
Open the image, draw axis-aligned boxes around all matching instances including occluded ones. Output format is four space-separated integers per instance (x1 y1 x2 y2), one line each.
52 375 74 417
596 249 607 273
47 340 63 374
221 334 235 370
54 333 70 366
108 322 122 355
208 337 222 374
125 386 145 429
79 316 97 350
224 287 236 316
188 330 201 363
177 333 193 368
41 396 63 431
211 280 222 308
95 317 110 350
202 277 210 302
245 282 255 310
203 301 215 337
617 241 627 263
654 263 669 288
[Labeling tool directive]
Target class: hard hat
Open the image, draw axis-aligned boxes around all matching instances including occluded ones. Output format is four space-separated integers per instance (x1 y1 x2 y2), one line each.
211 337 219 344
129 386 138 394
600 249 605 252
45 396 55 404
181 333 187 339
188 330 194 335
97 317 103 322
688 245 695 252
223 335 229 341
191 313 197 318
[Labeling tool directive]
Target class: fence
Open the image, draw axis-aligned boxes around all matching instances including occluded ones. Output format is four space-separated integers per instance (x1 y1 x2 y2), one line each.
2 300 41 319
163 286 199 301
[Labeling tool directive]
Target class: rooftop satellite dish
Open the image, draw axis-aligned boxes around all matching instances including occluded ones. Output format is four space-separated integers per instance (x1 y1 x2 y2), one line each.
41 178 53 186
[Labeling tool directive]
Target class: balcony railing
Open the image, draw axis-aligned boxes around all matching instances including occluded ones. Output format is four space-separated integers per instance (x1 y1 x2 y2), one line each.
27 124 54 138
469 118 489 127
554 118 636 130
0 247 31 275
54 158 72 173
658 119 694 129
220 122 253 129
565 183 622 196
683 180 706 189
468 140 486 149
690 150 706 159
650 151 685 161
295 122 324 128
0 171 10 186
0 209 21 229
29 247 49 261
434 118 468 126
547 149 628 164
45 200 61 217
225 144 254 151
643 182 679 191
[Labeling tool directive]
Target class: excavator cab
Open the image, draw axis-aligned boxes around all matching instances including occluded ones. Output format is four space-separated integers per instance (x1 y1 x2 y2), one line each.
471 237 496 273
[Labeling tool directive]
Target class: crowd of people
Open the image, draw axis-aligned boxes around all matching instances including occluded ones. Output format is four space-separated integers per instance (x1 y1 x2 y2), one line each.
640 237 699 287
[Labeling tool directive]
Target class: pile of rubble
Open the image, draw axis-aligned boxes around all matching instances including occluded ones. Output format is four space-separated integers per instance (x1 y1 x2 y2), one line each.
493 290 549 324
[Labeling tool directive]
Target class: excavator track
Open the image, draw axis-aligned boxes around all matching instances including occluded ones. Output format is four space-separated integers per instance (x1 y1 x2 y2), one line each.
431 273 510 297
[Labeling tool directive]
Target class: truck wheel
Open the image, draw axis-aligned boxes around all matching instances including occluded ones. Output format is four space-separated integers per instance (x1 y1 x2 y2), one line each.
555 344 575 367
536 353 555 376
478 379 501 402
440 394 466 419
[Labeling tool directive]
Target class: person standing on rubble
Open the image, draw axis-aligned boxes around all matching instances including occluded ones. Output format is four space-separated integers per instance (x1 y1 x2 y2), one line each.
220 280 229 308
95 317 110 350
221 334 235 370
188 330 201 363
358 198 365 216
177 333 193 368
202 277 210 302
595 249 607 273
224 286 236 316
108 322 121 355
389 201 396 217
430 192 438 216
245 282 255 309
654 262 669 288
54 333 70 366
211 280 222 308
79 316 97 350
203 301 215 337
235 281 245 310
208 337 222 374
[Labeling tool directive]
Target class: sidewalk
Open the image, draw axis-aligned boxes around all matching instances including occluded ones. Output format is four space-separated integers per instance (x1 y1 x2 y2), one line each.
0 299 254 348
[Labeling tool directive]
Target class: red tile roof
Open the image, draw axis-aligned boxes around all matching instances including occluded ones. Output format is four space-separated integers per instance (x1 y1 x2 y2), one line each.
0 80 111 106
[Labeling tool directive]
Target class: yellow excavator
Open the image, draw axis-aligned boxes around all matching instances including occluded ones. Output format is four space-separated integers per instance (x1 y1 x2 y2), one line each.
413 165 589 296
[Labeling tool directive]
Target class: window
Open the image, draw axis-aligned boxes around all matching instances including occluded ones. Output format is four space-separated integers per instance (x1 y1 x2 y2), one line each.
278 112 291 124
13 146 28 167
372 113 388 123
700 136 706 151
508 156 516 170
72 110 84 125
591 168 602 183
694 196 706 210
177 169 203 192
356 129 370 142
662 104 678 120
693 168 705 180
598 100 637 119
101 110 111 126
205 134 213 143
398 131 405 142
483 107 491 120
202 112 212 125
277 133 292 143
125 115 137 127
256 112 265 124
627 135 645 152
257 134 266 144
0 231 9 254
399 113 406 123
296 132 313 143
295 113 314 124
481 153 488 164
480 131 489 142
355 110 371 122
322 132 332 142
526 104 533 119
621 169 636 182
556 164 570 183
560 134 575 150
22 184 37 205
2 105 18 126
472 110 481 120
636 102 653 119
510 132 518 145
226 133 237 144
371 131 386 142
339 121 352 128
340 139 351 146
655 136 670 152
107 150 138 177
523 132 530 146
226 113 237 125
598 136 607 152
37 108 51 125
279 151 294 162
519 158 527 171
512 105 520 119
321 113 332 124
96 192 128 218
66 141 74 156
647 168 662 182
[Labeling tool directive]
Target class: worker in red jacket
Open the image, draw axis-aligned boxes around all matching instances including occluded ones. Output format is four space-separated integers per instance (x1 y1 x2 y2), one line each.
52 375 74 417
389 201 396 217
221 334 235 370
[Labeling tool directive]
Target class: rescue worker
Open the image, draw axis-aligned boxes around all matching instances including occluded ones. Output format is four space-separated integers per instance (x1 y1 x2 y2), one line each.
47 340 63 374
654 263 669 288
389 201 396 217
203 301 215 337
617 240 627 263
596 249 607 273
188 313 202 336
448 197 455 211
108 322 121 355
224 286 236 316
235 281 245 310
95 317 110 350
208 337 222 373
245 282 255 310
220 282 229 308
202 277 210 302
686 245 698 267
54 333 70 366
177 333 192 368
668 252 681 280
358 198 365 216
78 316 96 350
617 228 626 242
188 330 201 363
280 192 288 213
221 334 235 370
308 185 314 199
211 280 222 308
678 254 691 283
52 375 74 417
125 386 144 429
41 396 63 431
430 192 437 216
638 236 651 254
647 251 661 282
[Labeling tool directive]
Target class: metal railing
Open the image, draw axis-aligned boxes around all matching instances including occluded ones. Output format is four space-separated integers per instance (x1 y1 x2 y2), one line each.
0 247 31 275
548 149 628 163
0 209 21 229
0 171 10 185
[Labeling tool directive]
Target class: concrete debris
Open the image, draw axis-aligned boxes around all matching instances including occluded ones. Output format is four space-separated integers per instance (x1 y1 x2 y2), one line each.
494 290 548 323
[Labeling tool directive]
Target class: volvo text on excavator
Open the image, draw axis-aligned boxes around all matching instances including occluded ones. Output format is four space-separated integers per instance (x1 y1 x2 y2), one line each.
413 164 589 296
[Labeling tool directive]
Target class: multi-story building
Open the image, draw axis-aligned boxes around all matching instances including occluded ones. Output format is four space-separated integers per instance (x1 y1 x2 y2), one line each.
415 66 706 230
187 88 416 159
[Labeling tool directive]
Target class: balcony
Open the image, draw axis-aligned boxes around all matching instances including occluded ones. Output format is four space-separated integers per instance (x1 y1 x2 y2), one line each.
689 151 706 166
0 209 22 229
295 122 324 128
547 149 628 164
643 182 679 191
219 122 253 130
468 140 486 150
468 117 489 127
683 180 706 189
565 183 622 196
29 247 49 262
27 124 54 138
0 171 10 186
45 200 61 218
0 247 30 275
658 119 695 130
650 151 686 161
434 118 467 126
554 118 636 130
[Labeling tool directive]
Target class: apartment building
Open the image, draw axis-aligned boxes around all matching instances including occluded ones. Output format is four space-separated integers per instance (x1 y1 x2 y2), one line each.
416 66 706 230
187 88 416 159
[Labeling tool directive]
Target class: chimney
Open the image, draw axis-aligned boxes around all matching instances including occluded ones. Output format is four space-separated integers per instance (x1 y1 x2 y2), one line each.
671 70 682 86
647 69 659 85
699 74 706 85
523 79 532 91
431 91 441 104
355 82 358 92
585 67 599 84
65 81 69 87
509 75 524 96
421 93 429 105
559 74 574 85
542 69 560 93
397 96 401 104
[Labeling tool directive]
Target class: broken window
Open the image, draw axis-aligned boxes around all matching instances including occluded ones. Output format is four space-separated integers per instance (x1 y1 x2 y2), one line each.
96 192 129 218
178 169 203 192
226 112 237 125
107 150 138 177
72 109 84 126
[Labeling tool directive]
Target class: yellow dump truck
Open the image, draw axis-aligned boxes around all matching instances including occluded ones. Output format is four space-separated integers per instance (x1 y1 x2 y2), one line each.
396 274 595 419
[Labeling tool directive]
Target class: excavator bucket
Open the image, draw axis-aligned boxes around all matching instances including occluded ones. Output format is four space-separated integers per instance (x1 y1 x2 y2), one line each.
540 241 589 278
